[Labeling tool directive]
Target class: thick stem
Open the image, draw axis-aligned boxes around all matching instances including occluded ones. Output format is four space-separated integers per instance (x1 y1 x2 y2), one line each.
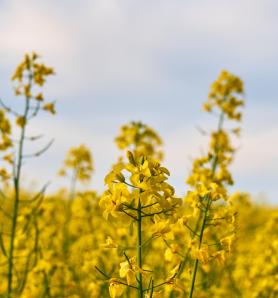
137 198 143 298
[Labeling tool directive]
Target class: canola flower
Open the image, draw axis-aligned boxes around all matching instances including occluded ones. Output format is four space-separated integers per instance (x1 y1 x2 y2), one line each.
59 144 94 199
0 52 56 297
99 122 182 298
0 109 12 181
115 122 163 162
59 144 94 264
185 70 244 297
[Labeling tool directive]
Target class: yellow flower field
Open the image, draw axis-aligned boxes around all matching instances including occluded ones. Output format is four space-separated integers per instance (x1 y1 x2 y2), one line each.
0 53 277 298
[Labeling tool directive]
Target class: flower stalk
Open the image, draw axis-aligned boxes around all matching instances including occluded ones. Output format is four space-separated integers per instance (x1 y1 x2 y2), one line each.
137 197 143 298
7 78 30 297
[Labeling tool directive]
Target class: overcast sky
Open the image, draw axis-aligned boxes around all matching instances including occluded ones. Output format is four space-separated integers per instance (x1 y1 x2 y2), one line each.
0 0 277 204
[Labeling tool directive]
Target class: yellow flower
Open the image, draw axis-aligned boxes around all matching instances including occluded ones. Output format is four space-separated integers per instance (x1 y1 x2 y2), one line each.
102 237 118 249
220 234 235 252
152 215 173 240
3 153 14 164
115 122 163 161
109 279 124 298
213 250 226 265
24 84 31 97
0 167 10 180
16 116 26 128
59 144 93 183
43 102 56 114
205 70 244 121
119 259 137 285
193 247 209 263
35 93 44 101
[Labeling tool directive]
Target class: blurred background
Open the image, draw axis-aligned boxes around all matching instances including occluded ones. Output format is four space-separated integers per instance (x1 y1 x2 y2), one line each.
0 0 277 203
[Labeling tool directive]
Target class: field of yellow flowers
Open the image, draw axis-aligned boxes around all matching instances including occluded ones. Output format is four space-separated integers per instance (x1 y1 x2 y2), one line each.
0 53 277 298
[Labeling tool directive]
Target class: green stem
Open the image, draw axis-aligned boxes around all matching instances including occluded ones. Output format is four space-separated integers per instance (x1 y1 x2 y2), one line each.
211 112 224 173
177 216 201 278
43 272 51 298
188 196 211 298
180 113 226 280
187 111 225 297
137 198 143 298
62 170 77 254
69 169 77 201
7 85 31 297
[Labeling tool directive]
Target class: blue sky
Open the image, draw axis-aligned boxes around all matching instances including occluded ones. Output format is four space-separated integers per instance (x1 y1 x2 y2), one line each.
0 0 277 203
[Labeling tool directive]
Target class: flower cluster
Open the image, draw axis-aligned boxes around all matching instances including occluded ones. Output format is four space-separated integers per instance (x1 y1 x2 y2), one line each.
115 121 163 162
11 52 56 126
0 110 12 180
59 144 94 183
99 149 181 297
0 53 56 298
181 70 244 297
101 153 180 218
203 70 244 121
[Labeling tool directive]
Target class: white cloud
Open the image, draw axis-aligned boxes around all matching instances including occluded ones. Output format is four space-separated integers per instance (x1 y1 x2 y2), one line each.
1 0 277 96
0 1 74 58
